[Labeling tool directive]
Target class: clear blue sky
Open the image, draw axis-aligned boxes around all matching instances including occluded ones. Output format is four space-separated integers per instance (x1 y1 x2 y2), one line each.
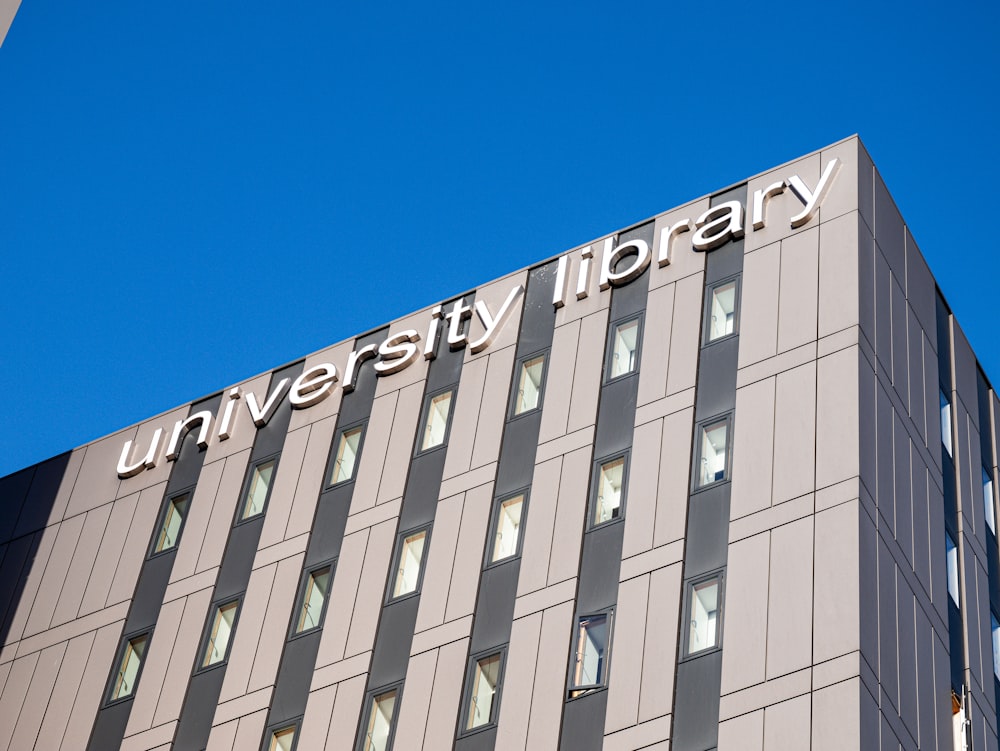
1 1 997 477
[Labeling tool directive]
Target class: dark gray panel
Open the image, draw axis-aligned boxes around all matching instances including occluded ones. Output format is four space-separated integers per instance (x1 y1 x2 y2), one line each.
607 222 654 321
704 185 747 285
495 417 541 497
85 698 132 751
339 328 389 425
456 726 498 751
593 379 638 459
0 467 33 542
693 338 739 420
470 562 520 653
304 486 352 567
426 294 475 392
124 554 174 632
943 462 958 537
671 650 723 751
251 362 304 460
368 597 420 687
398 451 447 530
576 525 625 616
683 486 730 579
948 601 964 691
0 533 36 638
515 261 560 358
215 519 264 599
559 691 609 751
936 295 952 387
874 171 905 277
270 632 321 720
13 453 72 540
173 669 227 750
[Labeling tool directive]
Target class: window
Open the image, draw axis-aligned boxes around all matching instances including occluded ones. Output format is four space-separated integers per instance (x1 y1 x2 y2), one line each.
108 632 149 702
992 613 1000 680
607 317 641 380
946 533 960 605
201 599 240 668
292 563 333 635
685 575 723 656
419 390 455 452
391 528 429 599
462 650 505 733
512 354 546 416
152 491 191 554
330 426 364 485
360 686 399 751
489 493 526 563
695 416 730 488
706 279 738 342
240 456 278 521
984 467 996 534
266 724 297 751
940 390 953 457
570 612 611 696
593 455 627 526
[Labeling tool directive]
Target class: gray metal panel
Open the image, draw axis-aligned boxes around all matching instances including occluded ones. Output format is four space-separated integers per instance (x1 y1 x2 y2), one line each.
672 650 724 751
368 597 420 687
576 526 625 614
470 562 519 653
694 337 739 420
172 669 227 749
684 484 730 579
495 416 541 497
4 453 71 542
559 691 609 751
215 519 264 598
270 633 321 720
398 451 447 530
593 377 639 458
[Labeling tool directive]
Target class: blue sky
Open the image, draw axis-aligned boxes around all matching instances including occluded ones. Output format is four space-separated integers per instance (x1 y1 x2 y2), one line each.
1 1 998 477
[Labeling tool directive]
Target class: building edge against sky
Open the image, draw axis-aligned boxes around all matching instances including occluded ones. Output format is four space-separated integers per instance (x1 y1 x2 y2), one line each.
0 135 998 750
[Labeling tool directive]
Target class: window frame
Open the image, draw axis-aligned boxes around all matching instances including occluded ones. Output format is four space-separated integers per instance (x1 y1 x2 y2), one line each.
984 465 996 535
195 596 243 673
702 275 741 345
484 489 530 568
414 387 458 456
946 532 960 606
992 611 1000 681
940 389 953 458
235 453 281 525
386 524 432 603
289 559 336 638
681 570 726 659
326 421 367 488
508 350 549 419
604 314 644 383
567 608 614 698
692 412 733 492
147 486 195 559
356 682 403 751
457 646 508 737
261 718 301 751
588 452 629 529
104 629 152 706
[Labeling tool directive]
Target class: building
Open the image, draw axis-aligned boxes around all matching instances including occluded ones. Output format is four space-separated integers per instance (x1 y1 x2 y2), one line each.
0 135 994 751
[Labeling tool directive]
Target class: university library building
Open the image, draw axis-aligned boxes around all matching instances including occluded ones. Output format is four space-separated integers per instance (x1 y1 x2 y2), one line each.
2 136 999 751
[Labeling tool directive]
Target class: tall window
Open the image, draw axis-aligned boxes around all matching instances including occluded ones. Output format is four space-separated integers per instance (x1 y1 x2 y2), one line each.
696 417 730 488
293 564 333 634
361 687 398 751
267 724 297 751
109 632 149 702
153 491 191 554
420 390 454 452
240 456 278 520
608 317 641 380
993 613 1000 680
946 533 960 605
984 466 996 534
201 600 240 668
330 426 364 485
570 612 611 696
489 494 525 563
593 456 626 526
940 390 953 458
706 279 738 342
391 529 429 599
686 576 722 655
463 651 504 732
513 354 546 415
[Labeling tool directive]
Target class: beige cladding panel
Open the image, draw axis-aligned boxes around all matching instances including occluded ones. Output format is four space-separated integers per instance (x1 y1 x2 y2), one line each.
812 678 861 751
818 212 861 340
718 708 763 751
776 228 819 355
621 419 662 559
495 611 542 751
284 415 337 539
7 641 65 751
771 362 817 505
152 588 214 728
23 514 86 638
744 152 821 253
720 532 769 695
296 683 336 750
195 451 251 575
344 519 396 658
761 693 811 750
124 596 186 735
414 493 463 634
374 307 433 398
537 319 579 444
546 446 590 587
58 621 121 751
66 432 125 518
738 243 780 369
314 529 368 669
322 673 366 751
765 517 814 679
566 310 609 435
350 390 399 513
375 382 425 505
50 504 113 628
441 355 488 481
230 709 267 750
635 283 675 408
29 449 85 534
0 653 40 748
516 457 561 597
816 346 861 489
419 638 469 750
650 198 709 290
525 602 574 750
105 484 162 607
664 272 703 397
638 563 681 723
818 138 861 224
604 574 647 734
78 490 138 615
390 649 436 751
219 563 279 703
652 406 693 548
206 373 271 463
730 378 776 521
4 528 58 644
257 424 310 550
286 340 354 432
32 631 95 751
469 347 516 470
813 500 861 664
445 482 492 623
168 457 224 584
463 269 527 361
246 554 305 694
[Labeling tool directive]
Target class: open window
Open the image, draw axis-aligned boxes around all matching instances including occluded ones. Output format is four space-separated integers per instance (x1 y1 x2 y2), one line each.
684 573 724 656
591 455 628 527
694 415 731 489
569 610 613 697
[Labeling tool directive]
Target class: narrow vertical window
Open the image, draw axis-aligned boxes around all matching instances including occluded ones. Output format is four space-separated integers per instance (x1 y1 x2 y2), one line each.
940 390 953 457
706 279 738 342
267 725 297 751
109 633 149 702
391 529 428 599
240 456 277 520
293 564 333 634
361 687 398 751
686 576 722 655
946 533 960 605
490 494 525 563
593 456 626 526
463 651 503 732
984 466 995 534
992 613 1000 680
153 491 191 553
202 600 240 668
420 390 454 452
513 354 546 415
696 417 730 488
570 612 611 696
330 426 364 485
608 318 640 379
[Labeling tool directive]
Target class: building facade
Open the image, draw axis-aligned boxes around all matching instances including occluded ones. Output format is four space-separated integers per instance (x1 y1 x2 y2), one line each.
0 136 996 751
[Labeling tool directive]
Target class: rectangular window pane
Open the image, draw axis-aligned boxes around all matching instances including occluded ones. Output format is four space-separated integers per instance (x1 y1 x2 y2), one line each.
202 600 239 667
362 689 397 751
393 530 427 598
111 633 148 700
697 420 729 487
572 613 609 693
421 391 453 451
946 533 960 605
941 390 953 457
993 614 1000 680
154 492 190 553
466 653 501 730
241 458 276 519
708 281 737 341
331 427 363 484
491 495 524 562
610 319 639 378
269 726 296 751
295 565 332 633
594 458 625 525
984 467 995 534
514 355 545 414
687 579 720 654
